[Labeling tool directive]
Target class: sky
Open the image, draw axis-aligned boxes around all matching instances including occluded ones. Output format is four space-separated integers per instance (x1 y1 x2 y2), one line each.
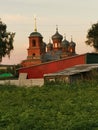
0 0 98 64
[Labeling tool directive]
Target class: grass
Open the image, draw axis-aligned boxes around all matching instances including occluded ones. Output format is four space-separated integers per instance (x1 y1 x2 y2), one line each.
0 80 98 129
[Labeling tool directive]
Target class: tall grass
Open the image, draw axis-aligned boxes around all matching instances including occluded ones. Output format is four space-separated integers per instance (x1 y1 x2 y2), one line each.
0 79 98 130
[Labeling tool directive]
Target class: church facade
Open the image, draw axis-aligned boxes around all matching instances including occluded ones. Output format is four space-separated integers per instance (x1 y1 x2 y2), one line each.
21 24 77 67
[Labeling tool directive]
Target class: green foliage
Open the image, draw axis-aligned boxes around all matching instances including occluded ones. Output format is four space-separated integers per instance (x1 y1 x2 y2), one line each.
0 19 15 62
0 81 98 129
86 22 98 50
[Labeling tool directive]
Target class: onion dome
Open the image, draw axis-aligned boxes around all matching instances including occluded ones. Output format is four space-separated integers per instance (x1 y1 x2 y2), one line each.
47 39 53 48
47 39 53 51
42 41 46 47
47 42 53 48
61 35 69 47
52 26 63 40
41 41 46 53
69 36 76 47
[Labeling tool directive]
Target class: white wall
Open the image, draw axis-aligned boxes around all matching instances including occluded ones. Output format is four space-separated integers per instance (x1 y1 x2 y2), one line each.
0 79 44 87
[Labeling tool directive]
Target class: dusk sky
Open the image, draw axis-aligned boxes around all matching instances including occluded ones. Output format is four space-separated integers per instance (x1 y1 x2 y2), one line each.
0 0 98 64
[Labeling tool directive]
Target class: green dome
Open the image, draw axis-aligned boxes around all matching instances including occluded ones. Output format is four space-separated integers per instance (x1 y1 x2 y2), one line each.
29 31 43 38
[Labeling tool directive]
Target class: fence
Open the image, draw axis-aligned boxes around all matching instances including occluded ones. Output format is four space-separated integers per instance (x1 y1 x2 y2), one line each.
0 78 44 87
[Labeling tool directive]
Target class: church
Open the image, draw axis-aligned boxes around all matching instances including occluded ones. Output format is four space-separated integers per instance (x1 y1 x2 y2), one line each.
18 19 98 79
21 19 77 67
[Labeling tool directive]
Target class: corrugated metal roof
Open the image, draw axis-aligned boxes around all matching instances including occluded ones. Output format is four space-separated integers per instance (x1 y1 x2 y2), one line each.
44 64 98 77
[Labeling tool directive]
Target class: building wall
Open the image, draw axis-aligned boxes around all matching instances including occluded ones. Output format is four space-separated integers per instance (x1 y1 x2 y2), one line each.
86 53 98 64
21 59 41 67
0 79 44 87
18 54 85 78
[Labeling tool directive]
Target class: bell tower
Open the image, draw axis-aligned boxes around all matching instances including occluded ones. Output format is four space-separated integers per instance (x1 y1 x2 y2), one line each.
21 18 45 67
27 18 42 59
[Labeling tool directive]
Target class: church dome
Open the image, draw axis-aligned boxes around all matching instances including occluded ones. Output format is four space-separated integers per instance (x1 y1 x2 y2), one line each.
47 39 53 50
47 39 53 47
52 26 63 40
29 31 43 38
70 40 76 47
42 41 46 47
47 42 53 48
61 36 69 47
40 41 46 53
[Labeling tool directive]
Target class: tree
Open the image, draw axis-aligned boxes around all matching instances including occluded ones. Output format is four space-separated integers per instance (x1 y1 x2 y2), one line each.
0 19 15 62
85 22 98 51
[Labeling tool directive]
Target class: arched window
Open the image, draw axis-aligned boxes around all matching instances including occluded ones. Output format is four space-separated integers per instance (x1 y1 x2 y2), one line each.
32 53 36 59
55 43 57 47
32 40 36 47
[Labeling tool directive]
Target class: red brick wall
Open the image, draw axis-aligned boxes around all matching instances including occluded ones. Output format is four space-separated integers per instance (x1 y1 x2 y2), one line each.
21 59 41 67
28 37 42 57
18 54 86 78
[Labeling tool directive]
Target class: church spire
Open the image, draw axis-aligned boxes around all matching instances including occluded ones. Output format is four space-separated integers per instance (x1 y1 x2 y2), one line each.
34 16 37 32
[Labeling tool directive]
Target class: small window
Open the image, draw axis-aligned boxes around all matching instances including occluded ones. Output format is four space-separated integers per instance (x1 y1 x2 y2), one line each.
32 53 36 59
32 40 36 47
33 53 35 57
55 43 57 47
